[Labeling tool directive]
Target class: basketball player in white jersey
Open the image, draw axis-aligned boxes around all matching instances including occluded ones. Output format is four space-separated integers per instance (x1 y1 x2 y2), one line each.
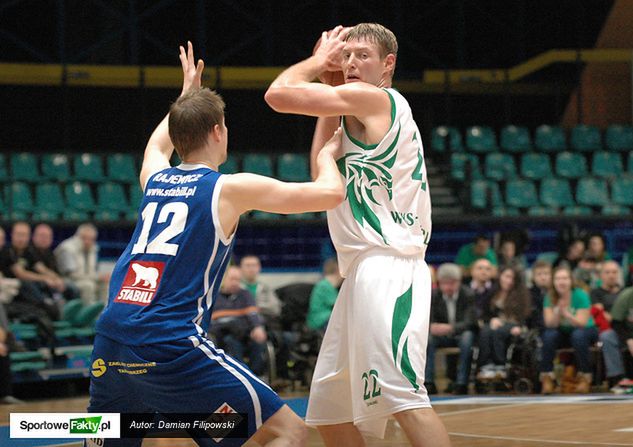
265 24 451 446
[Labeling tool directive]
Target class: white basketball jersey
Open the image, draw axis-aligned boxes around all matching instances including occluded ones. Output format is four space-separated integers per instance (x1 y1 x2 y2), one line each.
327 88 432 277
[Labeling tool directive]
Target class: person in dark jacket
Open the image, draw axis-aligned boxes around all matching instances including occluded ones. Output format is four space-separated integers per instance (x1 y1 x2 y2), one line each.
425 263 477 395
210 265 268 376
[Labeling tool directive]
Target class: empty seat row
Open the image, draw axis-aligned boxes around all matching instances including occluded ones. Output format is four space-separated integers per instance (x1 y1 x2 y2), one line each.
219 153 310 181
451 151 633 181
432 124 633 153
1 181 142 222
0 151 311 183
0 153 138 183
471 176 633 210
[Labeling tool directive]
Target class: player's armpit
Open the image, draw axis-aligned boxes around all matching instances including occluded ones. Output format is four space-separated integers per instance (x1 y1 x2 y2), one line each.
265 81 388 118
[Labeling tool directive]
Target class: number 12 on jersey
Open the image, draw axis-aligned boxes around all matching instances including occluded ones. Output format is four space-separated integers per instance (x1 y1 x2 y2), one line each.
131 202 189 256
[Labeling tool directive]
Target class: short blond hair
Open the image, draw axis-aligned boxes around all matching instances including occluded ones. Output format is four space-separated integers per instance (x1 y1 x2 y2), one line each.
346 23 398 59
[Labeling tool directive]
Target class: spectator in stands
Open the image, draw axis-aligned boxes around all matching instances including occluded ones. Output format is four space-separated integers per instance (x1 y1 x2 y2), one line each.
476 267 531 381
540 266 598 394
528 260 551 332
573 254 601 292
611 287 633 381
31 223 80 302
55 223 106 304
455 234 498 278
239 254 282 325
425 263 477 395
590 261 627 388
586 232 611 262
210 266 268 377
554 238 585 271
468 258 495 319
497 239 526 272
306 258 342 332
0 222 59 320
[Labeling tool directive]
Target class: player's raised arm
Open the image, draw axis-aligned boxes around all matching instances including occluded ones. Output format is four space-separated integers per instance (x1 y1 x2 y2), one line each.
264 26 387 118
139 41 204 189
219 128 345 234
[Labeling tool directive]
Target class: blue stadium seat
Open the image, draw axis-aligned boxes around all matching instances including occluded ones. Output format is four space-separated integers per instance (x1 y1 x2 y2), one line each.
466 126 497 153
592 151 623 178
605 124 633 152
431 126 464 152
540 178 574 208
484 152 516 181
555 152 587 178
576 177 609 207
520 152 552 180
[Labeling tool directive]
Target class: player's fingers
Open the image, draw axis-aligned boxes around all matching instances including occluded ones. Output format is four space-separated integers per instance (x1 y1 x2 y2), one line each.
339 27 351 41
179 46 187 70
196 59 204 79
187 41 194 66
331 25 343 38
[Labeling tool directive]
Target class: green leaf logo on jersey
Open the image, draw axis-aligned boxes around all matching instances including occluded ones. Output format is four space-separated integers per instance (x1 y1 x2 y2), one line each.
338 124 400 243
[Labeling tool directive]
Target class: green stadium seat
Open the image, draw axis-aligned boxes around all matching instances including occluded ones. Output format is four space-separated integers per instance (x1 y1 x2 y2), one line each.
506 179 539 208
534 125 566 152
94 209 120 222
219 154 239 174
0 154 7 181
451 153 481 181
540 178 574 207
278 153 310 181
243 154 273 176
7 182 34 215
555 152 587 178
42 153 71 181
63 209 89 221
571 125 603 152
97 182 129 213
170 152 182 166
576 177 609 206
129 185 143 208
606 124 633 152
74 153 105 181
492 206 519 217
431 126 463 152
591 151 623 178
470 180 502 209
107 153 137 183
563 206 592 216
500 125 532 153
602 204 630 216
465 126 497 153
73 302 105 327
65 181 96 212
57 299 84 327
10 153 39 181
0 194 5 219
528 206 558 217
611 176 633 206
628 152 633 172
35 183 65 216
520 152 552 180
484 152 516 181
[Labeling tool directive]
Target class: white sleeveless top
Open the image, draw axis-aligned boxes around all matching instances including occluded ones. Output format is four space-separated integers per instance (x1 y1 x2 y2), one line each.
327 88 432 277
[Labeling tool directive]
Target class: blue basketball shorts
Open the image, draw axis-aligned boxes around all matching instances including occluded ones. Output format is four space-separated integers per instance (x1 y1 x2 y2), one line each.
87 334 285 446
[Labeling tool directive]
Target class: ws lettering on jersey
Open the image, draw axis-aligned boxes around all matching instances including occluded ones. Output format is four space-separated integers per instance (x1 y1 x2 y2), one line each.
96 163 234 346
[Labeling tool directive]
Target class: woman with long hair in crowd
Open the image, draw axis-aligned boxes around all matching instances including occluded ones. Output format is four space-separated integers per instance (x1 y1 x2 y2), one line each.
476 266 531 380
540 266 598 394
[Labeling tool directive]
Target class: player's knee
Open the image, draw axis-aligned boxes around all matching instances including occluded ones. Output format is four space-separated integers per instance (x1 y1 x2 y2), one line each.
282 420 308 446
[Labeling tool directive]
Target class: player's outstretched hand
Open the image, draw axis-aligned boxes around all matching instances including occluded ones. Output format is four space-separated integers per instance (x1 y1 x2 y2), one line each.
320 127 344 160
179 41 204 94
313 25 351 73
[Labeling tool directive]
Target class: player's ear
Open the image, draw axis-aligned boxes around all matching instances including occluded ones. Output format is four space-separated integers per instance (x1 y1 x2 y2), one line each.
384 53 396 76
211 124 222 142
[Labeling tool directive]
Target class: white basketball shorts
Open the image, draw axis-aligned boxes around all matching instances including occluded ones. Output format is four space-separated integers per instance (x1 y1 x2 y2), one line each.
305 250 432 439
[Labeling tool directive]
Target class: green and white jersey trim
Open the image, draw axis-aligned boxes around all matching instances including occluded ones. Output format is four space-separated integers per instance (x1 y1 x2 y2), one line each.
328 88 432 277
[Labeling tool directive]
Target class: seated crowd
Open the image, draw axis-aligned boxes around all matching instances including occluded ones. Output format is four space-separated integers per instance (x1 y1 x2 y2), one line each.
2 224 633 403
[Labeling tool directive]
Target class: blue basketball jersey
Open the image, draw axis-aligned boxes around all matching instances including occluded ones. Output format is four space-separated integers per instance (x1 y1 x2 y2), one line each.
96 163 233 346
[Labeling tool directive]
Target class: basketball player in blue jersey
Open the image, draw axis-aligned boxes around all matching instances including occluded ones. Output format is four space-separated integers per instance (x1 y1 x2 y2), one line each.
88 42 344 447
266 25 451 446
